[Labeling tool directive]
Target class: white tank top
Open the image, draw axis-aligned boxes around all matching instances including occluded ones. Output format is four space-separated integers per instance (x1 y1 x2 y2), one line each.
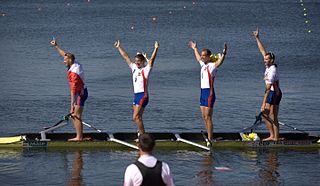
264 64 280 91
200 61 217 89
130 63 152 93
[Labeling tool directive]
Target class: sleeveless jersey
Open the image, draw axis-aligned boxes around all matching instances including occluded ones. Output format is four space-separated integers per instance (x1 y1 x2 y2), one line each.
264 64 280 91
130 63 152 94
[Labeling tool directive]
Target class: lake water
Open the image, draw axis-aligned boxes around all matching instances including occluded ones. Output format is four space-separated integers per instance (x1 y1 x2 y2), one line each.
0 0 319 185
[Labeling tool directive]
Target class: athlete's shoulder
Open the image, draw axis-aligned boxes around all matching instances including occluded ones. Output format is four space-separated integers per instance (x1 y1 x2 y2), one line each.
143 64 152 70
124 163 141 186
209 62 216 67
268 65 278 73
161 161 171 169
130 62 137 69
126 163 139 171
73 61 83 67
125 163 140 178
270 64 278 69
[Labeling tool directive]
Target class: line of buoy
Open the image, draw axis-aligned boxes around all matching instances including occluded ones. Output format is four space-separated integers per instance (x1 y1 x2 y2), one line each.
300 0 312 33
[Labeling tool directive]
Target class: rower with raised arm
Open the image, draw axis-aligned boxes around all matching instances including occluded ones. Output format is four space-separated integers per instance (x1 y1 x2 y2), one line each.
50 39 88 141
253 28 282 141
189 41 227 147
114 40 159 137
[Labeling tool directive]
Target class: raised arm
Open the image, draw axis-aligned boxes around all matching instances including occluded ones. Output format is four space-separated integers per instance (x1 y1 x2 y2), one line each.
253 28 266 57
114 40 132 66
215 43 227 68
189 41 201 62
148 41 160 67
50 39 67 57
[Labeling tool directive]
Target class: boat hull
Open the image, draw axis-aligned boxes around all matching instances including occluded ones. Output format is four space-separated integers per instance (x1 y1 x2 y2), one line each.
0 132 319 150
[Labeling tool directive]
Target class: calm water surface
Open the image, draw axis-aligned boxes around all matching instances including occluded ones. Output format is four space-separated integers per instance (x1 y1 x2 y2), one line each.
0 148 319 186
0 0 320 185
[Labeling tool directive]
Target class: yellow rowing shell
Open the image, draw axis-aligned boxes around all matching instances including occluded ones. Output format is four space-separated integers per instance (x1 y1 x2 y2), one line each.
0 135 26 144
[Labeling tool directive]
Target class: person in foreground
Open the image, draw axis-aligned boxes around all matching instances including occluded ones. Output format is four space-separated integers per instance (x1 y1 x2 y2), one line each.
124 133 174 186
253 28 282 141
189 41 227 147
114 40 159 136
50 39 88 141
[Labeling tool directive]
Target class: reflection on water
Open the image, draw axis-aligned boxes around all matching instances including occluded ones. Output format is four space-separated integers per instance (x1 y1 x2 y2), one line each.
196 153 214 186
258 150 281 186
241 149 282 185
68 150 83 186
0 149 23 159
0 149 23 176
194 150 280 186
0 149 319 185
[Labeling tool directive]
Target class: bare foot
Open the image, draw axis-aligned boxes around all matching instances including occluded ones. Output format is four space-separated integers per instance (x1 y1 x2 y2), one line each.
83 137 92 141
263 137 274 141
273 137 285 141
68 137 83 141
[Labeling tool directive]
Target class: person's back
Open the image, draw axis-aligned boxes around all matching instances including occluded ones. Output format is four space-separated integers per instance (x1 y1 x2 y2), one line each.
123 134 174 186
134 160 165 186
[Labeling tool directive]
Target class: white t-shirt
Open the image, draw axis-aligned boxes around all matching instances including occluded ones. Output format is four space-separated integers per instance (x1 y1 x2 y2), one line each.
124 154 175 186
130 63 152 94
264 65 279 91
199 61 217 89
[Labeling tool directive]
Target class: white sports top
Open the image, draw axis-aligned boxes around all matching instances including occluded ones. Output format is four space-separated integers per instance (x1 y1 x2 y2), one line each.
130 63 152 94
200 61 217 89
264 65 280 91
124 154 175 186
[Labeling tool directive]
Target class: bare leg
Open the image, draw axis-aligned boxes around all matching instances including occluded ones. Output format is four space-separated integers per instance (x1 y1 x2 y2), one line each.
200 106 213 141
262 104 275 141
69 106 84 141
270 105 280 141
133 105 145 134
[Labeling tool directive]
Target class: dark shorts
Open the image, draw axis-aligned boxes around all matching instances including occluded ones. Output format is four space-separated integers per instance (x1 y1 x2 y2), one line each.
267 90 282 105
74 88 88 107
200 88 215 108
133 92 149 108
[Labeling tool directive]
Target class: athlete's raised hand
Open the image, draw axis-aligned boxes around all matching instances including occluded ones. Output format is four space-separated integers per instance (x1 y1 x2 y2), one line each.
114 40 120 48
154 41 160 49
223 43 227 55
253 27 266 57
253 27 259 38
189 41 201 62
50 39 57 47
188 41 197 50
50 38 67 57
215 43 228 68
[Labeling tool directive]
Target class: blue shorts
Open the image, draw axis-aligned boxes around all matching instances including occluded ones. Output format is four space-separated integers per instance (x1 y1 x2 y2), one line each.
200 88 215 108
74 88 88 107
267 90 282 105
133 92 149 108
